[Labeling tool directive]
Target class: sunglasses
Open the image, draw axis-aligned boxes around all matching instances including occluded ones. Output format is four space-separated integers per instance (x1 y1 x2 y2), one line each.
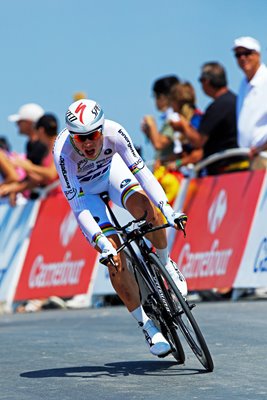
71 128 103 143
235 50 254 59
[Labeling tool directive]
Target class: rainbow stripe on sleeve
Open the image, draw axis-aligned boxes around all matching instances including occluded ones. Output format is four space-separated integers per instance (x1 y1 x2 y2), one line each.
99 222 117 236
129 164 140 175
92 231 103 244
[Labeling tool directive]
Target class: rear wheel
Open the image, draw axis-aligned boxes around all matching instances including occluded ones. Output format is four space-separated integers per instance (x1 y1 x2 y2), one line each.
124 249 185 363
148 253 214 372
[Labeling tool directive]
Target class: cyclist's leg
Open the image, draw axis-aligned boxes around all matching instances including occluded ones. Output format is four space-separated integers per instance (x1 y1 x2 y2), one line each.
78 191 140 312
103 234 141 312
108 155 167 249
108 155 187 296
125 190 167 249
107 156 171 355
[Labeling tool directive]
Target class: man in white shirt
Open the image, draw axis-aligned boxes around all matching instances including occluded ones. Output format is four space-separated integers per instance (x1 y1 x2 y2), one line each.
233 36 267 169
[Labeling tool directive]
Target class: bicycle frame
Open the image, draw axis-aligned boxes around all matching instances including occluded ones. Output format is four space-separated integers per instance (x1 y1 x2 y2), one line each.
100 192 163 296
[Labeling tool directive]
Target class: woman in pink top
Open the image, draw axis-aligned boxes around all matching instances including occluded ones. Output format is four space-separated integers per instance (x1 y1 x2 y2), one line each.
0 114 60 202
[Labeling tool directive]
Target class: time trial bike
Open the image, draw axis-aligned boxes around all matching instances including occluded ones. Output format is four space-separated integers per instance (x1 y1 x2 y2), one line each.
100 192 214 372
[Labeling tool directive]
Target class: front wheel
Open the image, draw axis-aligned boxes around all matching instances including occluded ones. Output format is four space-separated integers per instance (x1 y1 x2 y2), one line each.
124 248 185 364
148 253 214 372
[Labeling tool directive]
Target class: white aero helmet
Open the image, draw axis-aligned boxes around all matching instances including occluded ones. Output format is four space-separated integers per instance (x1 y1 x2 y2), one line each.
65 99 104 135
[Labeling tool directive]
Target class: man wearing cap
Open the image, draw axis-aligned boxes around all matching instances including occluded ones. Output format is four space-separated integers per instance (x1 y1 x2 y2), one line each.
233 36 267 169
8 103 47 166
167 62 249 175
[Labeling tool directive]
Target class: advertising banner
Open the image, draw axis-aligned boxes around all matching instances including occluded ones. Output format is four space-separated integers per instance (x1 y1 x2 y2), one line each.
234 171 267 288
14 195 98 300
170 170 265 290
0 200 39 307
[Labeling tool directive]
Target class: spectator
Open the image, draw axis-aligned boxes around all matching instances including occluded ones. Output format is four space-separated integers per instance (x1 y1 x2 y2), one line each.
8 103 47 166
0 136 26 181
233 36 267 169
141 75 182 203
166 82 203 171
0 137 10 152
0 137 26 205
73 91 88 101
172 62 249 175
0 114 60 201
141 75 180 166
0 149 19 186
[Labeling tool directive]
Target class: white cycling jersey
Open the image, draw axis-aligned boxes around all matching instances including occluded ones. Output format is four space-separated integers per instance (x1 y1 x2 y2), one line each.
53 119 174 246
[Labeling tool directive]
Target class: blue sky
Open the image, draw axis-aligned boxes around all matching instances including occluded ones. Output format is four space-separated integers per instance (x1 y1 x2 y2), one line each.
1 0 266 161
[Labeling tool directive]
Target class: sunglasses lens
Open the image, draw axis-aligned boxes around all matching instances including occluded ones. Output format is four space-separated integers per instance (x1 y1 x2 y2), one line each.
72 128 102 142
235 50 253 58
73 134 85 142
89 130 102 140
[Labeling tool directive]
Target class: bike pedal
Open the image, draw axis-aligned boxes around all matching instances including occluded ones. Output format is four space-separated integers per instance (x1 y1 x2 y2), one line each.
188 303 196 310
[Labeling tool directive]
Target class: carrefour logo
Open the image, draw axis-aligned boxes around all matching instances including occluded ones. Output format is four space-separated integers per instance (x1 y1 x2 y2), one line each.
60 211 78 247
208 190 227 234
254 238 267 273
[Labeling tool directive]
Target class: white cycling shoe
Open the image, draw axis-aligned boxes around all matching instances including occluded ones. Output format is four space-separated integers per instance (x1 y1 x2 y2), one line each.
141 319 171 357
165 258 188 297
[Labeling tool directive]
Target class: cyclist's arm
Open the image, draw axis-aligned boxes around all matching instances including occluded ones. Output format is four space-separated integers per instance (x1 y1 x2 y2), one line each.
114 124 183 222
53 151 112 251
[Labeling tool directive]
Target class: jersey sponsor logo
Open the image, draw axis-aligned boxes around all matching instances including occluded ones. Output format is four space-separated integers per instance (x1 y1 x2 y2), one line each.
129 157 144 174
158 200 164 212
66 110 78 123
77 159 90 172
78 157 112 182
75 102 86 123
104 148 112 155
208 190 227 234
253 237 267 273
120 178 131 188
64 187 77 201
78 165 110 183
118 129 137 157
59 156 71 189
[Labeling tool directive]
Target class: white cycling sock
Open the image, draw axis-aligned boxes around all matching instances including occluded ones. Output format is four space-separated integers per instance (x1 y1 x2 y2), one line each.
156 247 169 265
131 305 150 326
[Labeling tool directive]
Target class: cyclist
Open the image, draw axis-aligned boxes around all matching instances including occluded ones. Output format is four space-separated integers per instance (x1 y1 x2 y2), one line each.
53 99 188 357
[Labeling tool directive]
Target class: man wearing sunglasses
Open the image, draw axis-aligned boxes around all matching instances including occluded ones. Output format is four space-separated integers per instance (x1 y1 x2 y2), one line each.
53 98 187 358
234 36 267 169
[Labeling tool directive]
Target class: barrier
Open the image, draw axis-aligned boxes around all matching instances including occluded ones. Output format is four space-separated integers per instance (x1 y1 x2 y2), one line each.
14 194 99 301
0 199 40 312
1 148 267 311
170 169 266 290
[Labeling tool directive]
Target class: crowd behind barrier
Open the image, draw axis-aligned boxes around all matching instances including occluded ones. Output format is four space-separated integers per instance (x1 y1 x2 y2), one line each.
1 149 267 313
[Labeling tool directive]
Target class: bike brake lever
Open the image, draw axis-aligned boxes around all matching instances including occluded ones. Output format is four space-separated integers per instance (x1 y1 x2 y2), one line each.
99 255 118 271
177 219 186 238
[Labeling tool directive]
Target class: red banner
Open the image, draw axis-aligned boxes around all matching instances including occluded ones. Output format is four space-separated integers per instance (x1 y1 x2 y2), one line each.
14 195 98 300
171 170 265 290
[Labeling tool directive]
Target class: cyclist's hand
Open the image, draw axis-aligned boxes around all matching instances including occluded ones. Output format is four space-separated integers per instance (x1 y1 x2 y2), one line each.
174 213 187 232
168 212 187 229
99 247 119 269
